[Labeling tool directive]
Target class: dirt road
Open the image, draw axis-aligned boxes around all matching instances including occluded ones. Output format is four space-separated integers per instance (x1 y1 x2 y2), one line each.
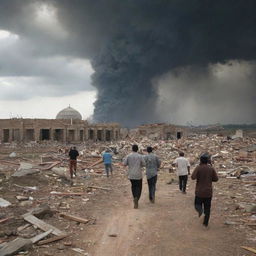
82 172 252 256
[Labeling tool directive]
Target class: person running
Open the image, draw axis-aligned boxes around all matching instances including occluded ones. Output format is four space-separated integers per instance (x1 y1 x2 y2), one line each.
68 146 79 179
144 146 161 203
123 144 145 209
173 152 190 194
191 154 218 227
102 148 113 177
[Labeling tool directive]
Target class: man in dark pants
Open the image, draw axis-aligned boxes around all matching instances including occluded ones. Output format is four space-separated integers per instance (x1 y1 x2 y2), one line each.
144 147 161 203
191 154 218 227
69 146 79 179
173 152 190 194
123 144 145 209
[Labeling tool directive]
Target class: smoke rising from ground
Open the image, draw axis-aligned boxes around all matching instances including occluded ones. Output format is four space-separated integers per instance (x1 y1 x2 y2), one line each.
1 1 256 126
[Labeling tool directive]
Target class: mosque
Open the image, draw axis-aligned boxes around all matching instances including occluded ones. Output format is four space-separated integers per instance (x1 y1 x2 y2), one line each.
0 106 120 143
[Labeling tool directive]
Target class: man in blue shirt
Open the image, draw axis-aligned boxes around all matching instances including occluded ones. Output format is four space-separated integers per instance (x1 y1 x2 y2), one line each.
102 148 113 177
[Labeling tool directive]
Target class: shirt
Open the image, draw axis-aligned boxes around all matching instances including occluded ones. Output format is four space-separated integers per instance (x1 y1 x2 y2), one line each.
69 149 79 160
191 164 218 198
173 157 190 176
123 152 146 180
144 153 161 179
102 152 112 164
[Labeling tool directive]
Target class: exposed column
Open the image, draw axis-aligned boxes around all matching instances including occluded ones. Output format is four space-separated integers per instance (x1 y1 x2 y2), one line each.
35 128 40 142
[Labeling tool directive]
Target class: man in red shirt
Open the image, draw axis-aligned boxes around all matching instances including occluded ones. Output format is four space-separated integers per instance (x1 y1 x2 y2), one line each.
191 154 218 227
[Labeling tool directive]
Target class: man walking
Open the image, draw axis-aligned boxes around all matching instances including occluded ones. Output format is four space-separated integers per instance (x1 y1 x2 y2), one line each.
144 146 161 203
173 152 190 194
69 146 79 179
102 148 113 177
123 144 145 209
191 154 218 227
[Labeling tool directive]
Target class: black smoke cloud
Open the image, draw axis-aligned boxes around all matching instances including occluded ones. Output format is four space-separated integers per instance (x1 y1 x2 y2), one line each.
1 0 256 126
52 0 256 126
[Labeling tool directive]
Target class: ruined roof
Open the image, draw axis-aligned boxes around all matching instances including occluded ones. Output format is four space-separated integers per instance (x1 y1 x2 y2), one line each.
56 106 82 120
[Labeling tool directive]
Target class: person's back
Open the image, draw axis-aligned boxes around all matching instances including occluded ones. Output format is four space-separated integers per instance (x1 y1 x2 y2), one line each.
125 152 145 179
103 151 112 164
144 153 160 179
191 164 218 198
69 149 79 160
175 156 190 176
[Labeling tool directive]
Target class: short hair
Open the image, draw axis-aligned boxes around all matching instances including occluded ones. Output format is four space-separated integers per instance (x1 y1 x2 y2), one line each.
147 146 153 153
200 155 208 164
179 152 184 156
132 144 138 152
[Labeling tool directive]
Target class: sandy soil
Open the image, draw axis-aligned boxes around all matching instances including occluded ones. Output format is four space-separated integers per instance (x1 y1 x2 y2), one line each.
74 172 254 256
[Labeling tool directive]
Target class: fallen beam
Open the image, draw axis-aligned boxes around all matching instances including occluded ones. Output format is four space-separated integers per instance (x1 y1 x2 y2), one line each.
23 213 66 236
30 229 53 244
0 238 32 256
37 234 68 245
88 186 111 191
50 191 84 196
0 218 10 224
41 161 61 171
59 213 90 224
241 246 256 254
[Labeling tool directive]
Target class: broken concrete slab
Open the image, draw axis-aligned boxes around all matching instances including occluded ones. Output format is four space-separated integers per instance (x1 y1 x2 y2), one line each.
0 198 11 208
12 168 40 177
28 204 53 219
0 237 32 256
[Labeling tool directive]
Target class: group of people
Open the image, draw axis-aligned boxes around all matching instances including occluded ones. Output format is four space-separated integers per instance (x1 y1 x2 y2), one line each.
123 145 218 227
68 144 218 227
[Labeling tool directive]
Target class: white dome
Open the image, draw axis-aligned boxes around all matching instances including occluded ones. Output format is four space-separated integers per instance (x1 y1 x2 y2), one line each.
56 106 82 120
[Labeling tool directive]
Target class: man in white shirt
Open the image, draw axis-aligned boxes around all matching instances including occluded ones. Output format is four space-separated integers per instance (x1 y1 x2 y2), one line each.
173 152 190 194
123 144 145 209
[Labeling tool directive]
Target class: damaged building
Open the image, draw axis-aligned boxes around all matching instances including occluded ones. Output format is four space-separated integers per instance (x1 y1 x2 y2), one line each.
0 106 120 143
138 123 188 140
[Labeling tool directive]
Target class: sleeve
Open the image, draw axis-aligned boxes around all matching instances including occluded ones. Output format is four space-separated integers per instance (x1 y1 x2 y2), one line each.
123 156 128 166
212 168 219 182
191 166 198 180
156 156 161 168
141 155 146 167
173 158 177 164
187 159 190 167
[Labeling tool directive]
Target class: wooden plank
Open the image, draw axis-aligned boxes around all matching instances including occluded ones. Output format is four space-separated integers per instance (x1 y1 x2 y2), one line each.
0 218 10 224
50 191 84 196
241 246 256 254
59 213 90 224
30 229 53 244
23 213 66 236
88 186 111 191
41 161 61 171
88 159 103 168
0 238 32 256
37 234 68 245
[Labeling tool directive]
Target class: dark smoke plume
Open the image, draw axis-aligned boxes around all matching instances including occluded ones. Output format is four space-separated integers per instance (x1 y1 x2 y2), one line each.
1 0 256 126
52 0 256 126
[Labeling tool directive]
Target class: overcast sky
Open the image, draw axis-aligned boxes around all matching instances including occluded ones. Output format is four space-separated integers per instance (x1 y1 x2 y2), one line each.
0 2 95 119
0 1 255 126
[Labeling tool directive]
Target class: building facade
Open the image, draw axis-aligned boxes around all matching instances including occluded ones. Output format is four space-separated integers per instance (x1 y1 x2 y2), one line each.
0 107 120 143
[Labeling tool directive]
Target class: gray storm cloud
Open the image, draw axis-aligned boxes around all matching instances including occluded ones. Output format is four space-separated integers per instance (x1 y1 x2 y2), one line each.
0 0 256 126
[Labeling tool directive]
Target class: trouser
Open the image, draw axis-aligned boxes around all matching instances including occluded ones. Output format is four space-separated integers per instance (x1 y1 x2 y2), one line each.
147 175 157 200
130 179 142 200
194 196 212 226
179 175 188 192
104 163 113 177
69 160 77 178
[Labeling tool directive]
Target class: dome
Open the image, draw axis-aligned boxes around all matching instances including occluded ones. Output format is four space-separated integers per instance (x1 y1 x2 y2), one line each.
56 106 82 120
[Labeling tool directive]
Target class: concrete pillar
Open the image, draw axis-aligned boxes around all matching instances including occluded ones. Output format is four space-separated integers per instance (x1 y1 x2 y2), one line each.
35 128 40 142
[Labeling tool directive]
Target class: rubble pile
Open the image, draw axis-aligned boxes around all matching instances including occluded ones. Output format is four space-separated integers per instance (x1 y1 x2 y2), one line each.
0 133 255 255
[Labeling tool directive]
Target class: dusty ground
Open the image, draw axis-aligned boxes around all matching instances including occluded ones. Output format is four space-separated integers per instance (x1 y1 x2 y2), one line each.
1 135 256 256
25 170 254 256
